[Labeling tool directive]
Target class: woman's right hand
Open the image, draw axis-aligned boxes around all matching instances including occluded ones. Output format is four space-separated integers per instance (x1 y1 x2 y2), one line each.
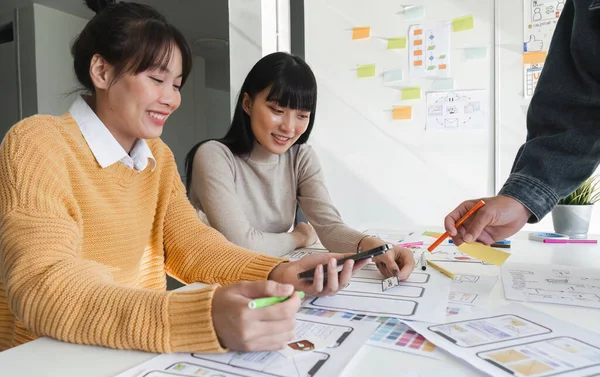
211 281 300 352
291 222 318 248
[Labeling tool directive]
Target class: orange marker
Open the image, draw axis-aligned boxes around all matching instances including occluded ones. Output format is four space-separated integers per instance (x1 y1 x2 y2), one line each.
428 200 486 252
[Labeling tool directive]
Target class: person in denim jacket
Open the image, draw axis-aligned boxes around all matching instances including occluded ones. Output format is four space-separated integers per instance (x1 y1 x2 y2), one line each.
445 0 600 245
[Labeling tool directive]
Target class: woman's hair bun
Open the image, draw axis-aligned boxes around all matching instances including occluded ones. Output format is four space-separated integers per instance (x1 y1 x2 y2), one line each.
84 0 116 14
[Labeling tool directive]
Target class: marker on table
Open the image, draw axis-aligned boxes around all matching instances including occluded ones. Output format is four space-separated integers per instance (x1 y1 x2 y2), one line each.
428 200 486 252
427 260 456 279
420 252 427 271
543 239 598 244
248 291 305 309
399 241 424 248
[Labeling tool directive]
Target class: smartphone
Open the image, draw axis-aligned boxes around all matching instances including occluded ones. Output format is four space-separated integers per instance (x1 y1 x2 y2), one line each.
297 244 390 281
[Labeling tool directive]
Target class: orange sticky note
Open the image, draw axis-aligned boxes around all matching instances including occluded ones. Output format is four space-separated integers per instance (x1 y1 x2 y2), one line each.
414 60 423 66
392 106 412 120
414 40 423 46
414 50 423 56
438 64 447 70
352 27 371 40
414 29 423 35
523 51 547 64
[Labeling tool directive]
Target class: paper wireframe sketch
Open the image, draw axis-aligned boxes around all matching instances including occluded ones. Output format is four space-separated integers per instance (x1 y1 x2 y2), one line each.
115 314 377 377
426 90 487 131
408 23 451 79
501 263 600 309
297 308 445 360
303 262 450 323
409 303 600 377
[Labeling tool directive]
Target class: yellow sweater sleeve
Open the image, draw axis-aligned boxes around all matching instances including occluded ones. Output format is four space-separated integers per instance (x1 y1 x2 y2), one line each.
0 121 265 353
163 168 286 285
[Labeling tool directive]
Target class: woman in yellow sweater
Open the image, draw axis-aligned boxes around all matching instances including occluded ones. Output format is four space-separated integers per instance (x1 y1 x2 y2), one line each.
0 0 367 354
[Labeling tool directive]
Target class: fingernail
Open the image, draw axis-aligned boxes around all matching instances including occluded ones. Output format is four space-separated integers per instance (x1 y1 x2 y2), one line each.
464 234 473 242
278 284 294 295
392 269 399 276
449 229 457 236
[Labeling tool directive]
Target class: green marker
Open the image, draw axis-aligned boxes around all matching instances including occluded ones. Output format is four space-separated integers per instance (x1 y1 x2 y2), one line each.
248 291 305 309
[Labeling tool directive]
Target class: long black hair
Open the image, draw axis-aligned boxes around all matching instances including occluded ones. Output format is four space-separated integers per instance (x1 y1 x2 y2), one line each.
72 0 193 92
184 52 317 191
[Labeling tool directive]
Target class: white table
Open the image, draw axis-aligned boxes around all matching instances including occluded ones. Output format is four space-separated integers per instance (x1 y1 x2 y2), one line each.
1 230 599 377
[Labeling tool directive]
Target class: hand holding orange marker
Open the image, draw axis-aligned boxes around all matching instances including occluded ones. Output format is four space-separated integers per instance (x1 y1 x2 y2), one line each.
428 200 486 252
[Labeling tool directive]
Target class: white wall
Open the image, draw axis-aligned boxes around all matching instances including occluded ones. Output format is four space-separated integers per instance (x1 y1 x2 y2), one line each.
33 4 87 115
305 0 494 229
205 87 231 140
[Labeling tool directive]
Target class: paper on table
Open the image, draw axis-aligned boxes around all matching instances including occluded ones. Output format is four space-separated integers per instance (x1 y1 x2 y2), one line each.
409 303 600 377
457 242 510 266
303 263 451 323
297 308 445 360
501 263 600 309
282 248 326 261
115 314 378 377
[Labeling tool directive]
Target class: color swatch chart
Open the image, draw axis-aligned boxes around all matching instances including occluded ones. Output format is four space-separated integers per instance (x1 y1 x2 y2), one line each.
298 308 442 359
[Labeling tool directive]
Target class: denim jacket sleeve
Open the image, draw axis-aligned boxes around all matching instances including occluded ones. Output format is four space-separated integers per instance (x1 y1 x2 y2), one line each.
499 0 600 222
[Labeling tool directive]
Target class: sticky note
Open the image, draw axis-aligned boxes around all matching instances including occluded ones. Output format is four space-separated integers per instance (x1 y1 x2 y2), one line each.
357 64 376 78
414 60 423 66
352 27 371 40
383 68 403 83
401 87 420 100
423 231 443 238
414 50 423 56
387 37 407 49
457 242 511 266
414 39 423 46
465 46 488 60
404 5 425 21
452 15 475 32
523 51 547 64
392 106 412 120
432 78 454 90
413 29 423 36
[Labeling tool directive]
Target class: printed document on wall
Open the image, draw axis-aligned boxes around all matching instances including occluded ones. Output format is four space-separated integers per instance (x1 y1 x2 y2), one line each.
426 90 487 131
409 23 451 79
523 0 563 98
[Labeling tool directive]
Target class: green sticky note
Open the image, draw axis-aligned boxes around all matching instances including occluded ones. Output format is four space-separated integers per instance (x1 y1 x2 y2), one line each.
357 64 376 78
387 37 407 49
401 87 421 100
452 15 474 32
427 45 436 51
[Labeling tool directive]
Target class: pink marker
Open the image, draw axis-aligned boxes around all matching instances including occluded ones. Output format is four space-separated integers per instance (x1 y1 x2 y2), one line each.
398 241 424 248
543 239 598 244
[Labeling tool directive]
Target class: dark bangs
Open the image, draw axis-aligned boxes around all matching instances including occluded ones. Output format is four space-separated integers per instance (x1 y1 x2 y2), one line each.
116 21 193 86
265 63 316 113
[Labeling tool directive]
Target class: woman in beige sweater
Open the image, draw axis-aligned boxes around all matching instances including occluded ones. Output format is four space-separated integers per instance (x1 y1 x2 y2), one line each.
186 52 415 281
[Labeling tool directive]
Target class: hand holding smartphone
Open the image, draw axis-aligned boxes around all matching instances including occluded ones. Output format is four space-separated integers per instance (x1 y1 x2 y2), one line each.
296 244 391 281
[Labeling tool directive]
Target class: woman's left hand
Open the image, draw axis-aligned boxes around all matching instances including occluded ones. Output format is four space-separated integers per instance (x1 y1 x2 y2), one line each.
372 245 416 281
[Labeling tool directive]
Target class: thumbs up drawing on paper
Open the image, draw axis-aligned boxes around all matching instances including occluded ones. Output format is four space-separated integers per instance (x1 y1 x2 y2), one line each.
524 35 543 52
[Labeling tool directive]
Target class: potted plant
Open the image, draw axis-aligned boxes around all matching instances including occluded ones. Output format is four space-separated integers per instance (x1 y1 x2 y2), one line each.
552 175 600 239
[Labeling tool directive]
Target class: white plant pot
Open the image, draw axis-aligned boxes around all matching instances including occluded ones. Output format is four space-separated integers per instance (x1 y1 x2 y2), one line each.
551 204 594 239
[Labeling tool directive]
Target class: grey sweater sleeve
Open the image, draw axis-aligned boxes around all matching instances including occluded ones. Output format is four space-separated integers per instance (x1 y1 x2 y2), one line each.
296 145 366 253
190 142 296 256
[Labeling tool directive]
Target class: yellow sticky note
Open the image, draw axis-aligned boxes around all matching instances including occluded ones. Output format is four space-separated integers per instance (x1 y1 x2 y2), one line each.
387 37 407 49
357 64 376 78
352 27 371 40
452 15 475 32
401 87 421 100
392 106 412 120
457 242 511 266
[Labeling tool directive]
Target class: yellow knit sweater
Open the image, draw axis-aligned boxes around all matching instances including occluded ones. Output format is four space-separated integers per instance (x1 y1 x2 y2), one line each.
0 114 284 353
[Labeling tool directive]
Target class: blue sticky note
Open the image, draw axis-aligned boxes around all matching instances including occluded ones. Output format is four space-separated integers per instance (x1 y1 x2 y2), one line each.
465 46 488 60
431 78 454 90
404 5 425 21
383 68 403 83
